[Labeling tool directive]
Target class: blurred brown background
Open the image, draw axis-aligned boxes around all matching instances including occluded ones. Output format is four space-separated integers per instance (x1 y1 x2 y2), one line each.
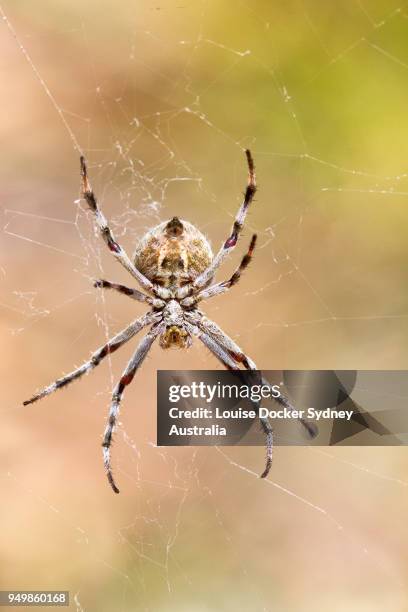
2 1 408 610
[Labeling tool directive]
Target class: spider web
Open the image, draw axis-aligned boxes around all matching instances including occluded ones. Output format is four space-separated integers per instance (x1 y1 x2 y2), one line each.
2 1 408 610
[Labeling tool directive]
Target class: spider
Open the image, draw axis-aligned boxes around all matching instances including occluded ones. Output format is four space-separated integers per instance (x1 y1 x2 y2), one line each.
24 150 285 493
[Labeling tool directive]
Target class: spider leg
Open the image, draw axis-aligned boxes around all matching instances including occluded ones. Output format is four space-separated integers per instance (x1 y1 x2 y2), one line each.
260 377 318 439
191 313 317 438
94 279 153 305
181 235 257 307
184 320 240 371
184 312 257 369
193 149 257 289
80 157 154 293
184 320 273 478
102 320 165 494
23 311 160 406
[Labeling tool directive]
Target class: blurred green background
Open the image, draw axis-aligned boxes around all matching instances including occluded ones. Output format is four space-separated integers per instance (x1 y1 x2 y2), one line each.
2 1 408 610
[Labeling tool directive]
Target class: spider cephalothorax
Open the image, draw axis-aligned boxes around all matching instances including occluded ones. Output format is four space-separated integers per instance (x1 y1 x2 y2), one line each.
159 300 192 349
25 150 303 494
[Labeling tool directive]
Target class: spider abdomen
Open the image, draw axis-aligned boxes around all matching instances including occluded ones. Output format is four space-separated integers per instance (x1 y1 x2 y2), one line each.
133 217 212 287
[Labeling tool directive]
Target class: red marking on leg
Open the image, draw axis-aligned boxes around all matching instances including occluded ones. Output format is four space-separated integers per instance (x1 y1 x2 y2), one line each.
99 346 109 359
224 236 237 249
120 372 135 387
108 240 121 253
108 341 121 355
228 350 251 369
